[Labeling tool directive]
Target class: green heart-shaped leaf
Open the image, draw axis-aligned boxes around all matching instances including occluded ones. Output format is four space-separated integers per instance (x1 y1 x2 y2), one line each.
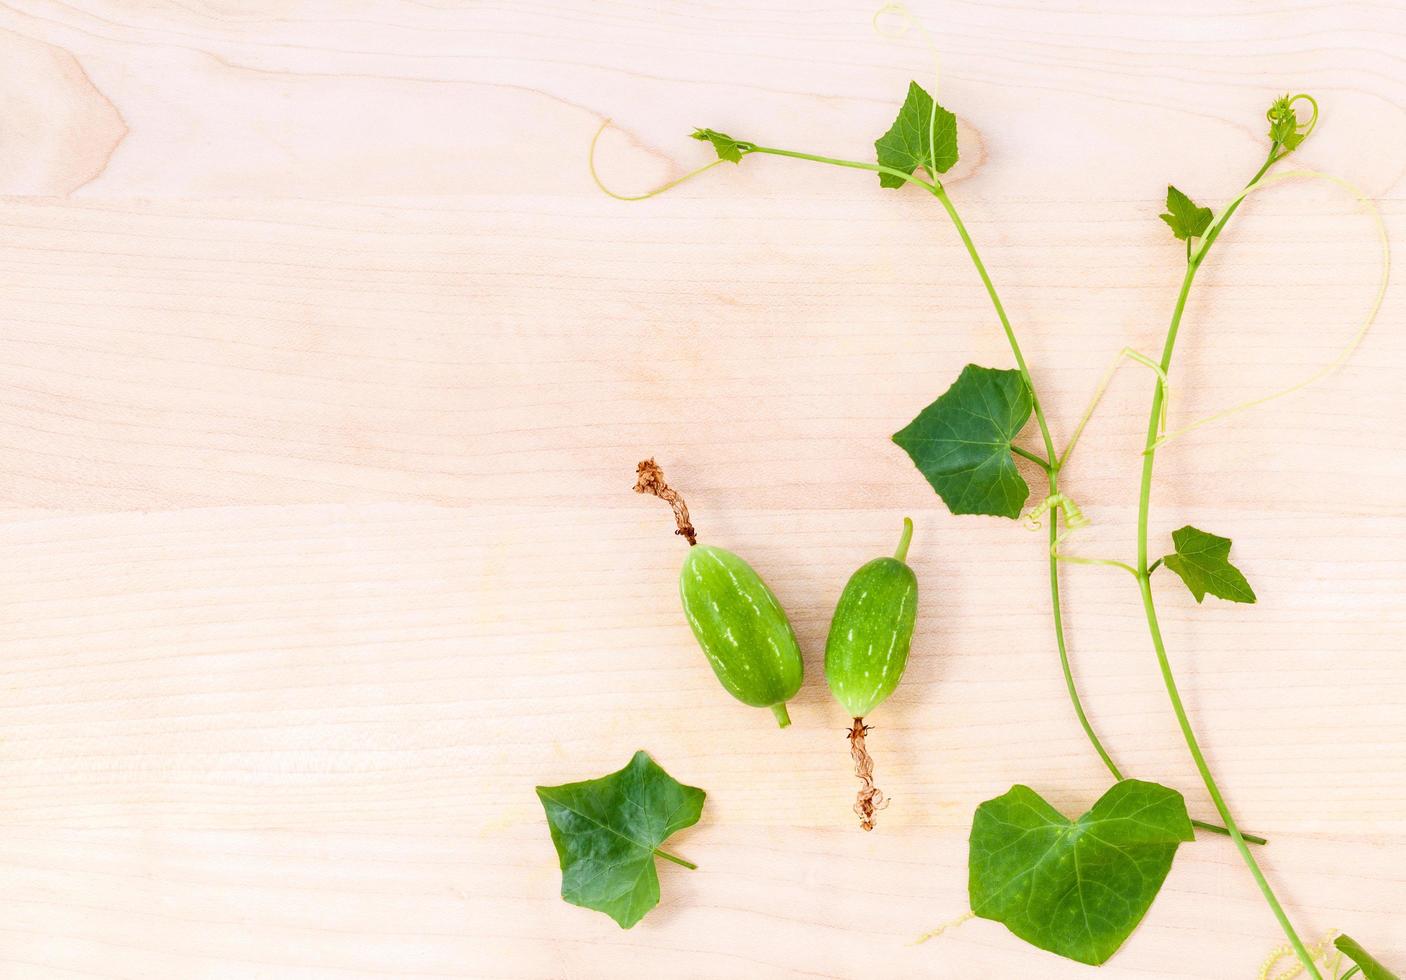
536 751 705 928
892 364 1034 519
969 779 1194 965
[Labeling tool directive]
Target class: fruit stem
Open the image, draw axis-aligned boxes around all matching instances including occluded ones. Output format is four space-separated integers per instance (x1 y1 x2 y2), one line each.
770 703 792 728
634 458 697 545
894 516 914 562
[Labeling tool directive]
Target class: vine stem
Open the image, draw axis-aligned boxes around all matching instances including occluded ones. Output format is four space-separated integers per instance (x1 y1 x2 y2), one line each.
749 145 936 192
928 185 1129 789
931 179 1264 844
1135 150 1320 980
930 186 1059 459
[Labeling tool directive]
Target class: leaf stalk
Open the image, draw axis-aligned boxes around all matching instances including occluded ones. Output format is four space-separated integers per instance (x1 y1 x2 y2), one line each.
654 849 697 870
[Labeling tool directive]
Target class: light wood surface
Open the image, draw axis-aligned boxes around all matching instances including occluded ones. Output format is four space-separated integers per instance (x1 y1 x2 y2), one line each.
0 2 1402 977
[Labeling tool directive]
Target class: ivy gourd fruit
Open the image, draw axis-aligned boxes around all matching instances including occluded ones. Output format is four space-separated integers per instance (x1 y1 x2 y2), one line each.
635 459 804 727
824 518 918 828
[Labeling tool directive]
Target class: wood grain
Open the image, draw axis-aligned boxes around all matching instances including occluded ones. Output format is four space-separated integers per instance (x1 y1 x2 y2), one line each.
0 1 1402 977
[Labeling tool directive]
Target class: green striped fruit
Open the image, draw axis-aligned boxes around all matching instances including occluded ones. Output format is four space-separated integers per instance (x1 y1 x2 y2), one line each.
679 545 804 727
825 518 918 719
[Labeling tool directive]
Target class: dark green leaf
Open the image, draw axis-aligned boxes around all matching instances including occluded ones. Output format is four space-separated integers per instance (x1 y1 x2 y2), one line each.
1268 95 1305 152
892 365 1033 519
536 750 705 928
1162 525 1256 604
1160 185 1213 241
691 128 754 163
969 779 1194 965
874 81 958 188
1336 935 1400 980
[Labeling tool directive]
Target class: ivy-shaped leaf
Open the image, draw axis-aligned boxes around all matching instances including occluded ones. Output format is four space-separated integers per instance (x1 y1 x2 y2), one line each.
536 750 705 928
1335 935 1400 980
969 779 1194 966
892 365 1034 519
1161 525 1257 604
1160 185 1213 241
691 128 755 164
874 80 958 188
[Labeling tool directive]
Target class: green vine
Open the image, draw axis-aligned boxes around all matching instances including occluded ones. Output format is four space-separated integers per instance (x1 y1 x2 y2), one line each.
593 34 1392 979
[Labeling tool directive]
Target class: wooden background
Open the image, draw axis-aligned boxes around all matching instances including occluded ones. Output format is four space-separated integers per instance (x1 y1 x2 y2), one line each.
0 1 1401 977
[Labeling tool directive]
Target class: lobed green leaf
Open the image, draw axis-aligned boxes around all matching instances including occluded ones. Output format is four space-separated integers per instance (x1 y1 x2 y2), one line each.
892 365 1034 519
536 750 706 928
1161 525 1256 604
969 779 1194 965
1160 185 1213 241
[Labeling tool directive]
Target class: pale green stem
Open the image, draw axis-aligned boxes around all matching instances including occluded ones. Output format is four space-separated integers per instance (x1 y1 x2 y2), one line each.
930 186 1059 459
748 146 936 192
1047 515 1123 778
929 184 1143 801
936 169 1261 846
770 703 792 728
1135 150 1319 979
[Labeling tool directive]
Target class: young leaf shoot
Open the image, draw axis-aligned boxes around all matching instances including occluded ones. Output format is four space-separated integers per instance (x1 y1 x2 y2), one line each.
1160 185 1214 241
1161 526 1257 604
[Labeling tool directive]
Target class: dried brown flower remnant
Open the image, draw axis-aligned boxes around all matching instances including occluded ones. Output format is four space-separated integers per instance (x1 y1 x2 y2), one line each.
848 718 888 831
634 458 697 545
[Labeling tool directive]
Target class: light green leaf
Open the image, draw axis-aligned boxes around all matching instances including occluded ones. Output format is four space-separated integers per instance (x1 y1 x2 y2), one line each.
536 750 705 928
892 365 1034 519
1335 935 1400 980
874 80 958 188
1268 95 1305 152
1162 525 1256 604
691 128 754 163
1160 185 1213 241
969 779 1195 966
